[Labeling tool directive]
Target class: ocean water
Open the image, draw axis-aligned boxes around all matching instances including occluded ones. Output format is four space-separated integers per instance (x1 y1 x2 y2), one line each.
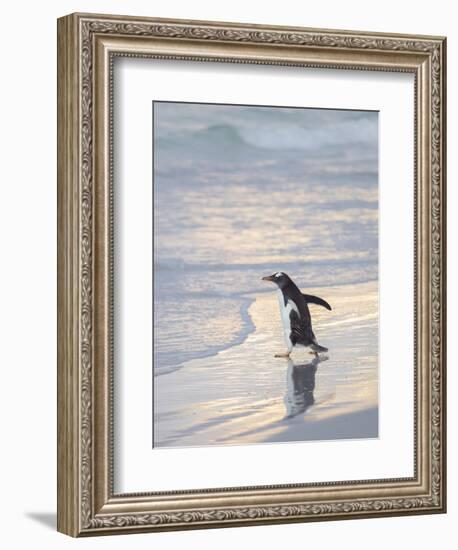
153 102 378 376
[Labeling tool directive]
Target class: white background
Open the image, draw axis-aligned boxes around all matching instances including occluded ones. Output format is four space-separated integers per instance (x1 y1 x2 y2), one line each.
0 1 454 548
116 60 414 492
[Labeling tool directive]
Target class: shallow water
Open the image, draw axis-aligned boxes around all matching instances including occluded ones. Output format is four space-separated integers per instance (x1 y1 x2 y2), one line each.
154 281 378 447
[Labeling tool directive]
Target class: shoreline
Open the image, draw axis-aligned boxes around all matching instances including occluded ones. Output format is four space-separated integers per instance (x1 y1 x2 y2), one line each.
154 277 379 378
154 280 378 448
154 293 257 377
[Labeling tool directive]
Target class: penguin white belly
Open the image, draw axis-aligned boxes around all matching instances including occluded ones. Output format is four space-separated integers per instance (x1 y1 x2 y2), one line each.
277 290 299 351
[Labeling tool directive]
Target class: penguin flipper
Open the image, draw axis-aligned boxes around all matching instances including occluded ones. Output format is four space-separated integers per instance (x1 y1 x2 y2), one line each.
302 293 332 311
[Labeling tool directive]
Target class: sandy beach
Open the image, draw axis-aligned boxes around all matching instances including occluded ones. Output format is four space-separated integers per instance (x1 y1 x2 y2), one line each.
154 280 378 448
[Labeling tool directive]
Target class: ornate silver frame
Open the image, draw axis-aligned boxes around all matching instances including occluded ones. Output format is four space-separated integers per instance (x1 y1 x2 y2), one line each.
57 12 446 536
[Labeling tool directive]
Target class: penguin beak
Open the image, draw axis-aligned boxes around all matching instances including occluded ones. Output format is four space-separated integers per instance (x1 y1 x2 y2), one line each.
262 275 275 282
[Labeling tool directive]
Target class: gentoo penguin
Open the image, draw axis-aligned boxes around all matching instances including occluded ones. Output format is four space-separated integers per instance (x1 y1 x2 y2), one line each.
262 272 331 358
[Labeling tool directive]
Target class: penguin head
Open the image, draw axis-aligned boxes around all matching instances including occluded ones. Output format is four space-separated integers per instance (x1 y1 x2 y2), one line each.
262 272 291 289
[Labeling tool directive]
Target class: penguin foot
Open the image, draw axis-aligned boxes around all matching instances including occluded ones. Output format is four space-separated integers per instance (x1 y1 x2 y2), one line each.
274 352 291 358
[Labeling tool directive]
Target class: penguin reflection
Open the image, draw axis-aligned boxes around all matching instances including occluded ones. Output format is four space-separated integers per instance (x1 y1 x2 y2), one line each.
284 355 328 419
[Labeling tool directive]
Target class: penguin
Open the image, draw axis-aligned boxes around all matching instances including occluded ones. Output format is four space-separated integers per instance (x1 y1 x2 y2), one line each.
262 272 331 358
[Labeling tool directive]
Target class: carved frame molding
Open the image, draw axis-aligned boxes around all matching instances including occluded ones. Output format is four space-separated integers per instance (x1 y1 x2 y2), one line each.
57 13 446 536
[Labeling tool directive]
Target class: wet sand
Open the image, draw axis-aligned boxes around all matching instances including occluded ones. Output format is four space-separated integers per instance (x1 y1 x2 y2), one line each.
154 280 378 448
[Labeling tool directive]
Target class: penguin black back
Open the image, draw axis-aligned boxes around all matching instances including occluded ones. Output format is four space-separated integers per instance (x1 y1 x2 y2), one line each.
262 272 330 356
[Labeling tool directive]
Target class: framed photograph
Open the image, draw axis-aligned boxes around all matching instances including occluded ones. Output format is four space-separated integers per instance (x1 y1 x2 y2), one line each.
57 13 446 536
